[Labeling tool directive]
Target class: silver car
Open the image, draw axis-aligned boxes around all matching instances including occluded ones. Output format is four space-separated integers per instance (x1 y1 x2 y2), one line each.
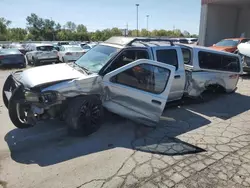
58 45 85 62
25 44 59 66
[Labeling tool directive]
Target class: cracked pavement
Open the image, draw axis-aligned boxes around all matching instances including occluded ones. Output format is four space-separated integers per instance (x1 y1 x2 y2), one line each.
1 70 250 188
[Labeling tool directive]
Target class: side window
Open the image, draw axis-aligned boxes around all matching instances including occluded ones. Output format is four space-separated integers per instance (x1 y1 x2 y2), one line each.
198 51 240 72
111 64 170 94
156 49 178 69
105 50 149 73
181 48 191 64
221 56 240 72
82 45 91 49
241 39 250 43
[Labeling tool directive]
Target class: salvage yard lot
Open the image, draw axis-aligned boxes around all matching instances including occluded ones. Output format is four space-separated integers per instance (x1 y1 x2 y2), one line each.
1 69 250 188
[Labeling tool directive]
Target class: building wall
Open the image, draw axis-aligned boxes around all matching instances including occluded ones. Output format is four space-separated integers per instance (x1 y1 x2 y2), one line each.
205 4 239 46
236 7 250 37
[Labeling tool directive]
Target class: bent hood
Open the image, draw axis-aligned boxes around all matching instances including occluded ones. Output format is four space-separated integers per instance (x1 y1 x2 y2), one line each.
15 63 86 88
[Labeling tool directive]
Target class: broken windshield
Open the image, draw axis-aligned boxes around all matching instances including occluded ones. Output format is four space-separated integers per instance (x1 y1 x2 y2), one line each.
75 45 119 73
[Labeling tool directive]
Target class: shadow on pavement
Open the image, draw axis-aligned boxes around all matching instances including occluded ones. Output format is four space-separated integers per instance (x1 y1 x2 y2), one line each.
5 108 208 167
184 92 250 120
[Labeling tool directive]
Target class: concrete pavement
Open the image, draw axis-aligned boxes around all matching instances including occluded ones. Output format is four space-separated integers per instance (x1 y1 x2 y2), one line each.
1 69 250 188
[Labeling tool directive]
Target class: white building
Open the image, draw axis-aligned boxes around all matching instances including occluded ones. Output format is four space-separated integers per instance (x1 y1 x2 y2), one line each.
199 0 250 46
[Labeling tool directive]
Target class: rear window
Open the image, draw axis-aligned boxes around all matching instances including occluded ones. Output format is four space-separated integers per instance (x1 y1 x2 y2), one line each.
36 46 54 51
66 46 83 51
156 49 178 69
198 51 240 72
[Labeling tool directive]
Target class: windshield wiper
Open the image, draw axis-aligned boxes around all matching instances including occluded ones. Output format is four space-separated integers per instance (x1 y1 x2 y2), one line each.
72 61 92 75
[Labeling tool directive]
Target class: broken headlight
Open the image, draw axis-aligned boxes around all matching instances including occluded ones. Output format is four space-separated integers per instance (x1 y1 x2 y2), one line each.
39 91 61 103
25 91 64 103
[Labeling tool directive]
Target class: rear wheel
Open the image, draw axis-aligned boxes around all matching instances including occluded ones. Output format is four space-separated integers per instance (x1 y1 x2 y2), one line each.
32 57 40 66
8 86 33 129
66 96 103 136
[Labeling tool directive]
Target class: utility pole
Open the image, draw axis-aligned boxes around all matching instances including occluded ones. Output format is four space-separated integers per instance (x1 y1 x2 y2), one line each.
146 15 149 36
136 4 139 37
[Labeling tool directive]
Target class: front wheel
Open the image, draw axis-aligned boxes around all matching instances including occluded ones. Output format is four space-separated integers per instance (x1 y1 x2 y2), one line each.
8 86 33 129
66 96 103 136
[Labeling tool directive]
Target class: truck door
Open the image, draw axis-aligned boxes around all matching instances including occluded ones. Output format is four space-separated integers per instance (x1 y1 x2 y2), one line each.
102 59 175 126
152 46 186 101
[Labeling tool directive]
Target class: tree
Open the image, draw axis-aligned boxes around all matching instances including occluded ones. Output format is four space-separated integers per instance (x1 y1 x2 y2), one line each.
8 28 27 41
183 30 190 37
140 29 149 37
65 21 76 31
0 17 11 40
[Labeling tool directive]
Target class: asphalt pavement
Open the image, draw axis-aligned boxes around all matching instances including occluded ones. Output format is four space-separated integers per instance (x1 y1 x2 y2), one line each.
1 68 250 188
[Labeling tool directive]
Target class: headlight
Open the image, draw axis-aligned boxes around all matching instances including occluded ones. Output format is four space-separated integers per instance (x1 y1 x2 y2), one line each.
25 91 40 102
39 91 59 103
25 91 64 103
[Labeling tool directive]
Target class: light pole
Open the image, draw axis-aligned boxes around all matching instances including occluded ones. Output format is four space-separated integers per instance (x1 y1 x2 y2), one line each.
146 15 149 36
136 4 139 37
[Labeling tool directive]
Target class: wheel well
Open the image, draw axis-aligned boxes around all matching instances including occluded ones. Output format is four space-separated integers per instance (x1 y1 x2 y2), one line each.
205 84 226 93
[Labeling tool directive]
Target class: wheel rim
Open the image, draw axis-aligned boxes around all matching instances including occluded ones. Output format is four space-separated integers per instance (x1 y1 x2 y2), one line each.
78 101 101 130
16 103 29 124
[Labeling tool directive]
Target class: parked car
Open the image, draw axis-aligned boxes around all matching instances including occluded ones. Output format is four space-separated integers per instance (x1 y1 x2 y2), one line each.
25 44 59 66
57 41 70 46
58 45 85 62
0 48 26 68
171 38 189 44
186 38 198 44
210 38 250 53
80 43 97 53
237 42 250 73
2 37 242 136
9 43 26 54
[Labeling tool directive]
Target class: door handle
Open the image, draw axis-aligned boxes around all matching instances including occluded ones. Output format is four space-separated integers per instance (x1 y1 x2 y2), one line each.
151 100 162 105
174 75 181 79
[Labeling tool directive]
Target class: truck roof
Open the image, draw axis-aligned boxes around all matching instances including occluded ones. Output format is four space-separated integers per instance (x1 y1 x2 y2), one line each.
104 36 174 47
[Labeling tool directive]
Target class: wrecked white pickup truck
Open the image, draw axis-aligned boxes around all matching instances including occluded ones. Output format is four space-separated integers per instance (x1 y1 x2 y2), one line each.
2 37 242 136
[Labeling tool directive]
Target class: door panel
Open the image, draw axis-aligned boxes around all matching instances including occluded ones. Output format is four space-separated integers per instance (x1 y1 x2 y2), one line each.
152 46 186 101
102 59 175 126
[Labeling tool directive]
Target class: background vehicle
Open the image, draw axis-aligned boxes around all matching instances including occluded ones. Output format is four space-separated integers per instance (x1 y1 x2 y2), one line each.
9 43 26 54
80 43 97 53
25 44 59 66
237 42 250 73
0 48 26 68
210 38 250 53
58 45 85 62
2 37 242 137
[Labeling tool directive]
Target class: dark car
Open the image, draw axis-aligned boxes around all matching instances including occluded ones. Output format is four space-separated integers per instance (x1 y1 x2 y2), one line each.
0 49 26 68
10 43 26 54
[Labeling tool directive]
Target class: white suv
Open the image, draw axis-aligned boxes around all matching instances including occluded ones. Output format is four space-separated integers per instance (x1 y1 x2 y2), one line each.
25 44 59 66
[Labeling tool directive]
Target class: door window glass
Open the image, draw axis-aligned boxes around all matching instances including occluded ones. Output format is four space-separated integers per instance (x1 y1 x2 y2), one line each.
156 49 178 69
111 64 170 94
181 48 191 64
106 50 149 73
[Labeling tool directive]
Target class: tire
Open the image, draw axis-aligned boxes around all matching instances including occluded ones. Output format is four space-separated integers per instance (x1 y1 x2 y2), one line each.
8 86 33 129
66 95 103 136
2 75 14 108
62 57 66 63
32 57 40 66
26 55 31 65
